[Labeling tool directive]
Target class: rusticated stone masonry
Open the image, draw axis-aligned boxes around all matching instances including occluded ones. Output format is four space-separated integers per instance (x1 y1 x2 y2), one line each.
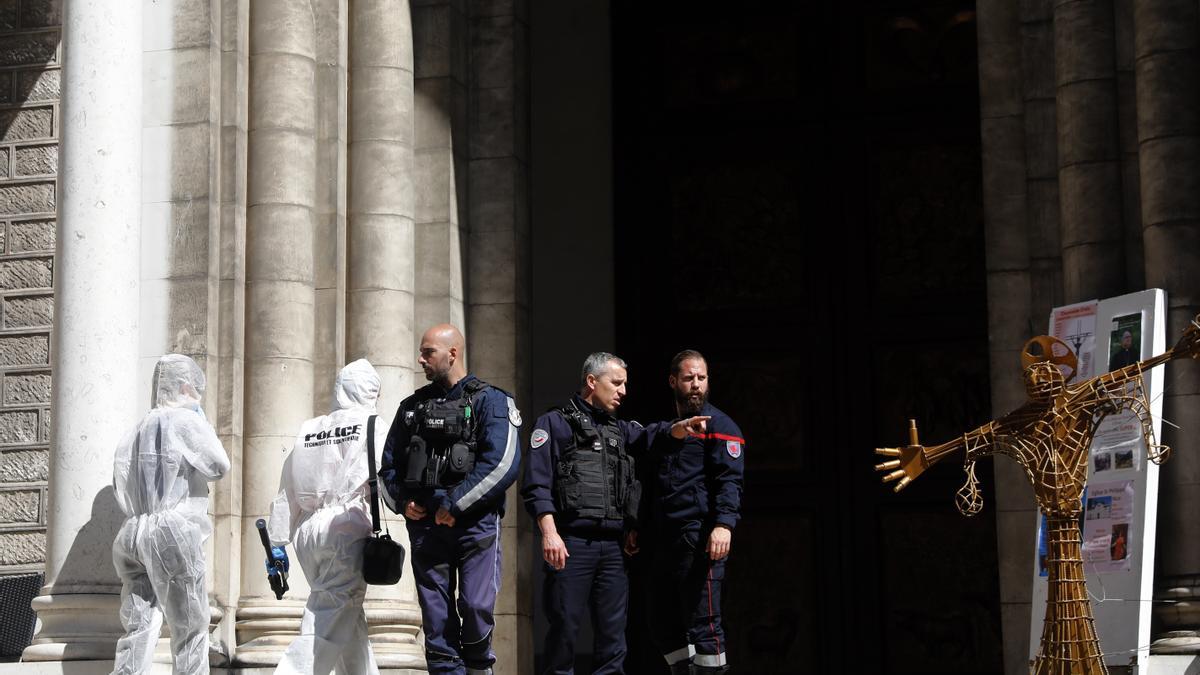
0 0 59 577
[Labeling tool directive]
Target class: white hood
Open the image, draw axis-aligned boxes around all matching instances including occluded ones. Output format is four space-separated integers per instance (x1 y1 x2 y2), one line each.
334 358 380 412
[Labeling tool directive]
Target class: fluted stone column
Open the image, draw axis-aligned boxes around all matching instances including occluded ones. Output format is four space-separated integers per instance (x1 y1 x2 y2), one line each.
348 0 416 421
139 0 229 662
347 1 426 668
468 3 534 670
312 0 348 413
1113 0 1145 289
23 0 143 661
1054 0 1126 302
211 0 250 661
1133 0 1200 653
1020 0 1063 323
413 0 468 332
235 0 318 665
978 3 1036 673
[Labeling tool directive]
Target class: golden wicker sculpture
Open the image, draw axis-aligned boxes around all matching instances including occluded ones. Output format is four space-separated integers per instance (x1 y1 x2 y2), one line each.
875 315 1200 675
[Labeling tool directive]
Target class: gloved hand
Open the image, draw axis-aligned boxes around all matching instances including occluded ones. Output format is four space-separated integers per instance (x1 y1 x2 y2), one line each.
265 545 289 573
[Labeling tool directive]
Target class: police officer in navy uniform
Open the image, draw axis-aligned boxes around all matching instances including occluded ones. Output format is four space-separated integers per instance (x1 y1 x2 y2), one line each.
379 324 522 675
522 352 709 675
648 350 744 675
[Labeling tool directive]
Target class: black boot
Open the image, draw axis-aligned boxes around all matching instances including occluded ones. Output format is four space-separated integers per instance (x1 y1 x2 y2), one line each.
690 665 730 674
668 662 692 675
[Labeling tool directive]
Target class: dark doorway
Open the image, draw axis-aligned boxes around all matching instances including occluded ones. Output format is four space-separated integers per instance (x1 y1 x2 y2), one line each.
611 2 1001 673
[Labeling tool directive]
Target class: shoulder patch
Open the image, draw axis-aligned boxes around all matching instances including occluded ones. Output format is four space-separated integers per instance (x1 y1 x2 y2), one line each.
531 428 549 448
509 404 523 427
726 439 742 459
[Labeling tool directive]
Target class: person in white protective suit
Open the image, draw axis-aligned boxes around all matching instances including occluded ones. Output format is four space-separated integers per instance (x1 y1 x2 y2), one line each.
111 354 231 675
268 358 393 675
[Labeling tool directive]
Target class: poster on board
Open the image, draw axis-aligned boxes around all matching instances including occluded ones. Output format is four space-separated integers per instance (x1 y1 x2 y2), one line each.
1030 290 1166 669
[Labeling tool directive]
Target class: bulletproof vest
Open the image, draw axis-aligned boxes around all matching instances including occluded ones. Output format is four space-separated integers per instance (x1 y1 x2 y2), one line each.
552 401 641 522
403 379 490 489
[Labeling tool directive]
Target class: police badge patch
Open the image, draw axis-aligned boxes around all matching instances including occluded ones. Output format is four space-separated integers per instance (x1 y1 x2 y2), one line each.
509 406 523 427
726 440 742 459
531 428 549 448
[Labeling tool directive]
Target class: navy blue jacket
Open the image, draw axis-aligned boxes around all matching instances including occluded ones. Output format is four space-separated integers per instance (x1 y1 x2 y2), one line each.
521 395 670 535
650 401 744 532
379 375 522 520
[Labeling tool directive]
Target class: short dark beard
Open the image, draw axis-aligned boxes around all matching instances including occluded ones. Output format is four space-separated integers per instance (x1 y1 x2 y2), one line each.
675 389 708 416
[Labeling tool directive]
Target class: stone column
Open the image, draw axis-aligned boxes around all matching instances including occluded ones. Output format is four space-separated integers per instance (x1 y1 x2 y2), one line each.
23 0 143 661
977 3 1036 674
347 0 416 421
413 0 468 333
347 1 425 668
312 0 348 413
139 0 228 662
1020 0 1063 323
235 0 318 665
1054 0 1126 303
468 3 534 671
1133 0 1200 653
211 0 250 661
1113 0 1145 289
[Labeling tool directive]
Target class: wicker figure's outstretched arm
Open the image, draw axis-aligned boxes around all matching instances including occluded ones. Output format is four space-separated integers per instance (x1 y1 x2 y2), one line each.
875 419 1002 492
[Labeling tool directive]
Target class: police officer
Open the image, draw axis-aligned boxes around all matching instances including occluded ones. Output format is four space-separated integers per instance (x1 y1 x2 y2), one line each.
648 350 744 675
522 352 708 675
379 324 522 675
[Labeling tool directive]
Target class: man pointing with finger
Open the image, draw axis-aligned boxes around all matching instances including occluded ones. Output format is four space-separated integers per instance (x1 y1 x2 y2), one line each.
521 352 708 674
648 350 744 675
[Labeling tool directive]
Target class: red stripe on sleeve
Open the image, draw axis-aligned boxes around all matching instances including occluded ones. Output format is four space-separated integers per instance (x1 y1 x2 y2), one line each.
688 432 745 444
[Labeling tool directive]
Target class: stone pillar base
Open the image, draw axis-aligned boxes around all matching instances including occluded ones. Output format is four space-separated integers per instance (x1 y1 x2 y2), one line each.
21 593 122 662
231 603 304 667
365 603 426 670
1153 631 1200 655
1154 578 1200 655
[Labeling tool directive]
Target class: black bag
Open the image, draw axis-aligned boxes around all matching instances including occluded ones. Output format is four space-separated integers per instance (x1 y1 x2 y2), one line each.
363 415 406 585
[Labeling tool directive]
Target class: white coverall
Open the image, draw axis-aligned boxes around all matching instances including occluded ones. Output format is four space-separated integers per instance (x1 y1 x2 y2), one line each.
111 354 231 675
269 359 390 675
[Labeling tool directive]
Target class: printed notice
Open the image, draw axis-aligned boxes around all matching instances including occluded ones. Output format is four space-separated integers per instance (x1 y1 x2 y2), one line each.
1081 479 1135 573
1051 302 1098 383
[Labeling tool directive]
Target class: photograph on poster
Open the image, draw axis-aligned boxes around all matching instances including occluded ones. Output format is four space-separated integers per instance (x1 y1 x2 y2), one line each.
1115 449 1134 470
1086 495 1112 520
1110 523 1129 561
1094 452 1112 473
1108 313 1143 371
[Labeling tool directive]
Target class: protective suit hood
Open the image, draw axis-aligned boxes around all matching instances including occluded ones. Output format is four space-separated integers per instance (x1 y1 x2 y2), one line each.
152 353 206 409
334 358 380 412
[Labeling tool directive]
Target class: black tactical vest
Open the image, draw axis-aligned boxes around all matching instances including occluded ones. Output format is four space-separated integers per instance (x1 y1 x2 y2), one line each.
403 379 490 489
552 401 641 522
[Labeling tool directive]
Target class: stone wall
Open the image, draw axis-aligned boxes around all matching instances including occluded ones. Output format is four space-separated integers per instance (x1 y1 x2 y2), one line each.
0 0 59 577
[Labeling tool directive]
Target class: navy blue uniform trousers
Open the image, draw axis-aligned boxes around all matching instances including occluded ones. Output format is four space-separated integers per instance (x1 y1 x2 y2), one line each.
541 533 629 674
649 528 726 668
407 512 502 674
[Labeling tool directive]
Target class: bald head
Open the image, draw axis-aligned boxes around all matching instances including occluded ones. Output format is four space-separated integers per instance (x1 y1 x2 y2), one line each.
423 323 465 351
419 323 467 388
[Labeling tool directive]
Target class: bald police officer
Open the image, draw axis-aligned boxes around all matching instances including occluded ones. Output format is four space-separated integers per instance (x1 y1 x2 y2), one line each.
379 324 522 675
